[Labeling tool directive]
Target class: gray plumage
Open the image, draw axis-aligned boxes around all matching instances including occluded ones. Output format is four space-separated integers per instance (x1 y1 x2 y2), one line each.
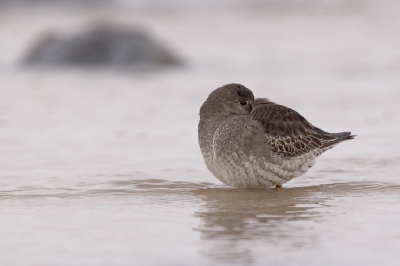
198 83 355 188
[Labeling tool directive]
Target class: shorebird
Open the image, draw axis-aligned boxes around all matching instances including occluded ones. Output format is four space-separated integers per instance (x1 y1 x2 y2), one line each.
198 83 355 188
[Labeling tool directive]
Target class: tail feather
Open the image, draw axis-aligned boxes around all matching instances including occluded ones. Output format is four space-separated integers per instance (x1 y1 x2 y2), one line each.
312 126 356 149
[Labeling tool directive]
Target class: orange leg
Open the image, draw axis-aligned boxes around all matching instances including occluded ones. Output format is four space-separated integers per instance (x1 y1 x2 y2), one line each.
275 184 282 188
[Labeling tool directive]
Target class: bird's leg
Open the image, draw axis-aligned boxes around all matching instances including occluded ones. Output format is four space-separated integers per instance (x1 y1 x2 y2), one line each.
275 184 282 189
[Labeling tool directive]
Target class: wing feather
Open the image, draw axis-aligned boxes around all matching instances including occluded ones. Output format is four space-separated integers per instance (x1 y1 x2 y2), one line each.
251 101 323 158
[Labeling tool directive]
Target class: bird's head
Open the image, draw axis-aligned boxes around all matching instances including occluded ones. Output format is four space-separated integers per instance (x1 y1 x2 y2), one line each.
200 83 254 117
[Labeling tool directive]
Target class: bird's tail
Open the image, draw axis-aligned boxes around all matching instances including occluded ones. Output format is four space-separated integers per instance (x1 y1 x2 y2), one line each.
313 127 356 149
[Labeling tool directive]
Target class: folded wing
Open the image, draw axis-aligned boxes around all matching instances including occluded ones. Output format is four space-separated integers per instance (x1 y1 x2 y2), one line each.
251 99 353 158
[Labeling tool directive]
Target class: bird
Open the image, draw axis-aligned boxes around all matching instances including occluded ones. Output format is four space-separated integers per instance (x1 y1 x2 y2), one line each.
198 83 355 188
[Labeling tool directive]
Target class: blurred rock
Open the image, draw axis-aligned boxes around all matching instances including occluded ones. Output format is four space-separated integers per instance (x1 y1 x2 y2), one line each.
22 25 182 69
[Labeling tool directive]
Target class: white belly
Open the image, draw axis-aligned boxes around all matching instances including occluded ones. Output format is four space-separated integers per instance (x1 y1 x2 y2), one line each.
202 150 316 188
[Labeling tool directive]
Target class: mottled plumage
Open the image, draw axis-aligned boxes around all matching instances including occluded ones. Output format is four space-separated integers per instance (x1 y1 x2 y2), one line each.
198 83 355 188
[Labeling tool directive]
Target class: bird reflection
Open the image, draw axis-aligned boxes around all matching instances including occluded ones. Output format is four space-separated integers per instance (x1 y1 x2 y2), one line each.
101 178 395 264
192 186 332 264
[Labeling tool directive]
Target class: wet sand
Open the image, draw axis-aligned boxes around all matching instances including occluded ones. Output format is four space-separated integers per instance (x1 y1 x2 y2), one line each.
1 2 400 265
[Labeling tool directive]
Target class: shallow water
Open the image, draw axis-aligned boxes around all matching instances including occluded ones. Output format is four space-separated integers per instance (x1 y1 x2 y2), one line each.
1 2 400 265
2 170 400 265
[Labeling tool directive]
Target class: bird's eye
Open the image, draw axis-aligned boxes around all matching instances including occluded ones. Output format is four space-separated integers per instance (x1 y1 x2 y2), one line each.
240 101 247 106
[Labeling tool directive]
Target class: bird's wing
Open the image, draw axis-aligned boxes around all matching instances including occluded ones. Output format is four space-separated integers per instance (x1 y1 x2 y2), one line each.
311 126 354 149
250 102 323 158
